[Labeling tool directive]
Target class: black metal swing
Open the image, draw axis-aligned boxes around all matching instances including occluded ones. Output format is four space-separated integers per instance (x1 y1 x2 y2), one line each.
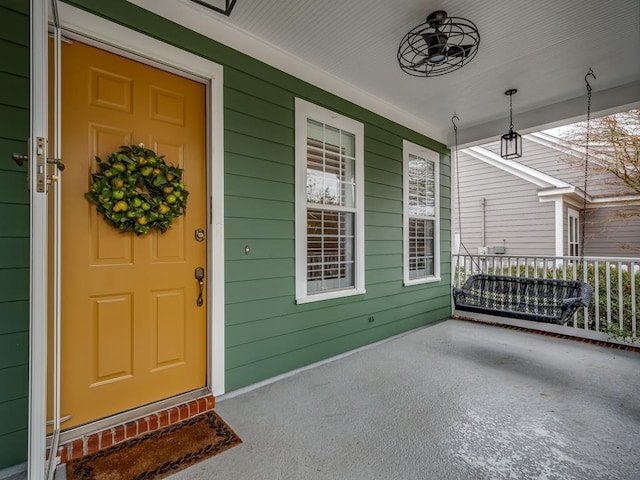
453 274 593 325
450 72 596 325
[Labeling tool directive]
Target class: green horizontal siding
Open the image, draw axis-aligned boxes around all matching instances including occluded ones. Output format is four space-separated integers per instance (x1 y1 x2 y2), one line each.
0 0 29 470
61 1 451 399
225 238 292 261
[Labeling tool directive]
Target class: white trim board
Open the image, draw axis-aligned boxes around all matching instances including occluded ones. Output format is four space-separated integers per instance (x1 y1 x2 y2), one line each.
29 0 50 478
126 0 444 144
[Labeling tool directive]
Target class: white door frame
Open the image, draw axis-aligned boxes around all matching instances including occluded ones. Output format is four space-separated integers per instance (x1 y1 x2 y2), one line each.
29 3 226 475
29 1 50 478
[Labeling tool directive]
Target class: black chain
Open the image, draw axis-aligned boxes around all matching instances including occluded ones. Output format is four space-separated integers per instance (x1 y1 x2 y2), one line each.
451 114 481 274
452 114 462 244
581 69 595 261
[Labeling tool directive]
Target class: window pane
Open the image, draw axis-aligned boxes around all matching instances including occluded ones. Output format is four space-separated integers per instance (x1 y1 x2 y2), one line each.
341 182 355 209
307 119 323 142
408 218 435 279
325 125 340 150
307 209 355 292
342 131 355 158
306 121 357 209
408 155 435 217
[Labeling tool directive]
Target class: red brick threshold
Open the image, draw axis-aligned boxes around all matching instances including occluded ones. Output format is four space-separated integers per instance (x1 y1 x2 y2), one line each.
453 316 640 354
53 394 215 464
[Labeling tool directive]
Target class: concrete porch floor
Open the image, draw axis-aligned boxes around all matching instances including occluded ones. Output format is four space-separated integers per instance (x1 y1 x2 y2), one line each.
170 319 640 480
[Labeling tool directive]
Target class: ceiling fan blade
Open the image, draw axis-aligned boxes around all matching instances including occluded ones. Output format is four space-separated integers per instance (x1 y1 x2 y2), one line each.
447 44 474 58
421 32 447 47
413 57 430 67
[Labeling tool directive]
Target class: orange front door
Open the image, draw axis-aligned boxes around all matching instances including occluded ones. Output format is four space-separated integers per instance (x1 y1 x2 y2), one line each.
58 41 208 429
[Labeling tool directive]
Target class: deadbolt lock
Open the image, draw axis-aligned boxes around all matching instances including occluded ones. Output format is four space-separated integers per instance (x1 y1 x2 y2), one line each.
195 228 205 242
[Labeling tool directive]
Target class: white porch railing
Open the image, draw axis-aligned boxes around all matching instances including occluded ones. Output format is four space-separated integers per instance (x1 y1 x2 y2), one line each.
452 254 639 341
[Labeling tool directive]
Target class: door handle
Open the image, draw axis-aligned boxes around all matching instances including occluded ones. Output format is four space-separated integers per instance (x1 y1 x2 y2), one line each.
194 266 205 307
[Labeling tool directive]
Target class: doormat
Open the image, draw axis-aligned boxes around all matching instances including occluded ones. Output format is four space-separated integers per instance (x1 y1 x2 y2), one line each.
68 411 242 480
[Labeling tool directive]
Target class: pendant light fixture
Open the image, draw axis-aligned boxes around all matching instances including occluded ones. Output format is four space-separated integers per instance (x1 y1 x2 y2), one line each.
188 0 237 16
500 89 522 159
397 10 480 77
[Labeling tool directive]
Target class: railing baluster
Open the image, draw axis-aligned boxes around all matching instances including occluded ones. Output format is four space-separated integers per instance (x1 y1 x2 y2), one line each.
632 262 637 338
618 261 624 331
594 260 600 333
583 260 589 329
606 261 612 328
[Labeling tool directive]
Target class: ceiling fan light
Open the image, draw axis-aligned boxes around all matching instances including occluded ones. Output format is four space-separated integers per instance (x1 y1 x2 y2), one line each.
398 10 480 77
428 53 447 63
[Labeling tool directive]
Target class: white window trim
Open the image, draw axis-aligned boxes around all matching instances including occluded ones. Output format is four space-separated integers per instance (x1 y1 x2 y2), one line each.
295 98 365 303
403 140 441 286
567 207 580 256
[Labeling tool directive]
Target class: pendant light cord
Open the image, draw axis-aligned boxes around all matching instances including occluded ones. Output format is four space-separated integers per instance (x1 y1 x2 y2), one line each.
509 92 514 131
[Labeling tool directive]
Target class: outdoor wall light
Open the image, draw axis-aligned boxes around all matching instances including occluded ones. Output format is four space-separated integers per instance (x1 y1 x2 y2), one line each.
188 0 237 16
397 10 480 77
500 89 522 159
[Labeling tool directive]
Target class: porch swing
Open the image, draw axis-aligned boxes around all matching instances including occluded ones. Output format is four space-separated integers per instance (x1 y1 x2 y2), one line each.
452 73 595 325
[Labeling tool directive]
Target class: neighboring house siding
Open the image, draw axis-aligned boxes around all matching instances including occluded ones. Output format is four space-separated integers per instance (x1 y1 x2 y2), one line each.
486 136 632 199
66 0 452 393
585 207 640 256
0 0 30 470
483 138 580 183
456 150 555 256
464 137 640 257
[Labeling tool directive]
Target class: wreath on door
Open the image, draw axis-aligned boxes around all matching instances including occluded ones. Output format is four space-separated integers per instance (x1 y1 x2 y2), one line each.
85 144 189 235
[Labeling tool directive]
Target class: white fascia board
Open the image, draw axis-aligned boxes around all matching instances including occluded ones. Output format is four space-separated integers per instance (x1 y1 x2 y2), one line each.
538 190 640 208
464 146 572 189
589 195 640 207
526 131 612 166
526 131 584 157
126 0 445 143
537 187 578 198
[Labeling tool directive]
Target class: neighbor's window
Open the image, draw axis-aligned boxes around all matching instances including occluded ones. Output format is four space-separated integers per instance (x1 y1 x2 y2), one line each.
403 140 440 285
295 99 365 303
568 208 580 257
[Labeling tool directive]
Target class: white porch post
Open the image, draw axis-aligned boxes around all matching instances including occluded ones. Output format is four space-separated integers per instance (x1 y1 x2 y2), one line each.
28 0 49 478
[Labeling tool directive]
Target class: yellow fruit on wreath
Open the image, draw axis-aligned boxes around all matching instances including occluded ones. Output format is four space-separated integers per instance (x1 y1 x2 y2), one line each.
84 144 189 235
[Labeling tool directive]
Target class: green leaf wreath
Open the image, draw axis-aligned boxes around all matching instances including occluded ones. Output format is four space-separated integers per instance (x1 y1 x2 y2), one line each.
85 144 189 235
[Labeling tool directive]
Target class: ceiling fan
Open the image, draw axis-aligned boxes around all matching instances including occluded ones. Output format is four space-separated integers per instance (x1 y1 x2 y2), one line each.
398 10 480 77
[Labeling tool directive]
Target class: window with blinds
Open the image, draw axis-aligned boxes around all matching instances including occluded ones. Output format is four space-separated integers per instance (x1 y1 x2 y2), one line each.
403 141 440 285
305 120 356 293
295 99 364 303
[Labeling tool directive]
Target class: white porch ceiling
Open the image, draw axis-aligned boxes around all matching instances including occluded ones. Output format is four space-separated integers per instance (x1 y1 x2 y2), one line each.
129 0 640 147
